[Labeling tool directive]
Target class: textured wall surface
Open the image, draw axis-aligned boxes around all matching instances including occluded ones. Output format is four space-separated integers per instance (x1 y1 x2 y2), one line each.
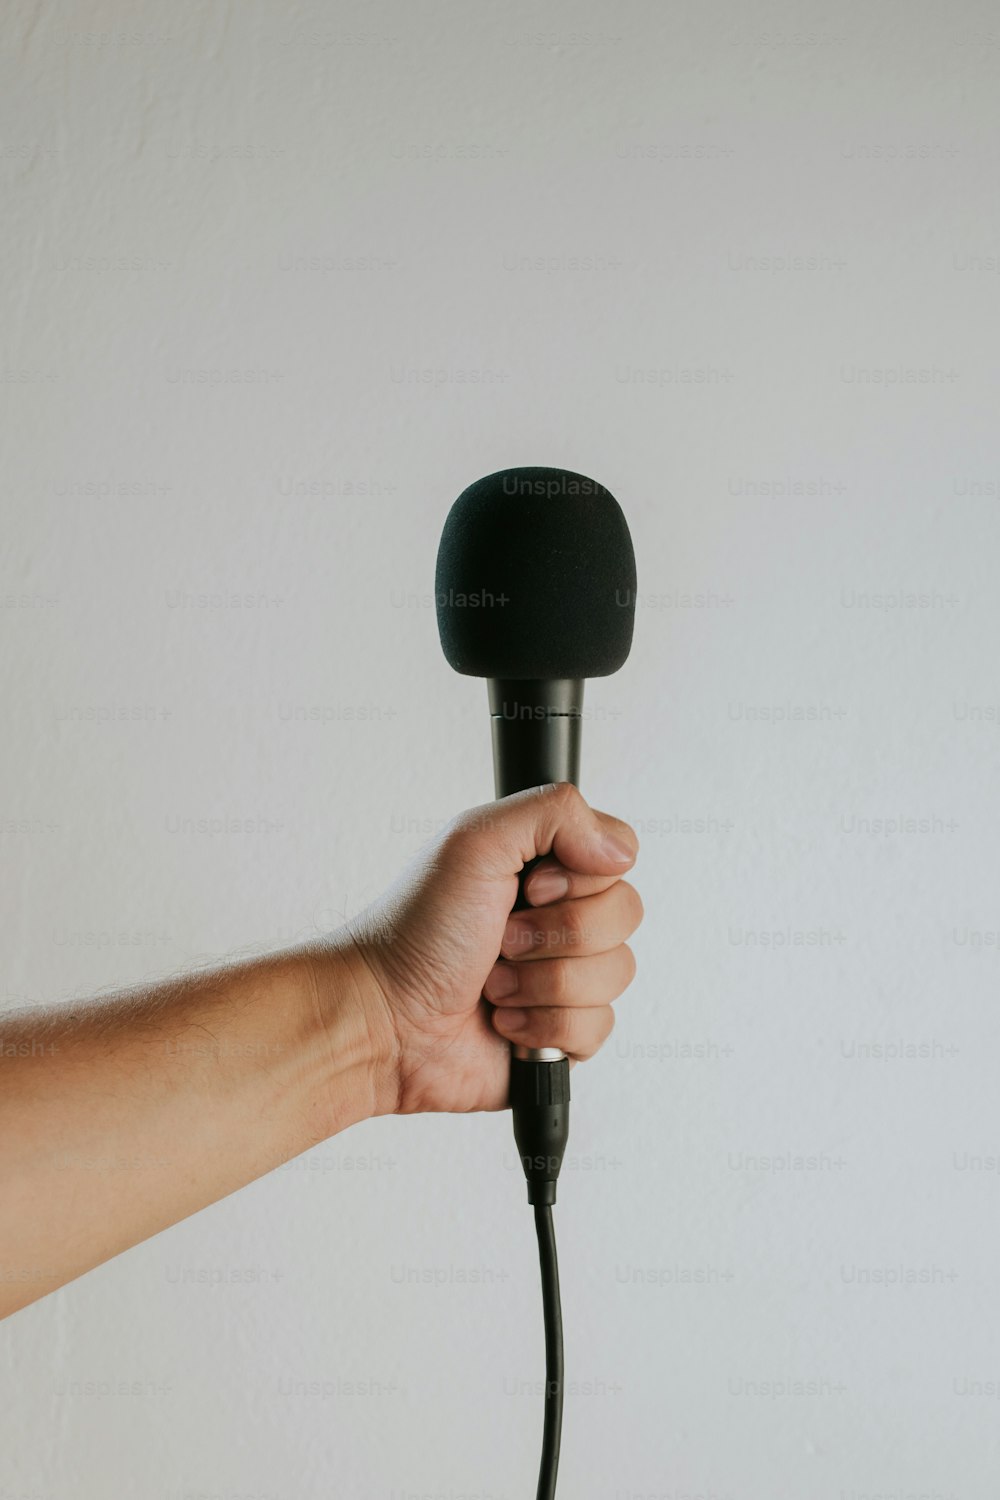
2 1 999 1495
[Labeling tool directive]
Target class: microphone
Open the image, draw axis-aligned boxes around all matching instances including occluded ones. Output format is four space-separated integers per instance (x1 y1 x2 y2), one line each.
435 466 636 1500
435 465 636 1141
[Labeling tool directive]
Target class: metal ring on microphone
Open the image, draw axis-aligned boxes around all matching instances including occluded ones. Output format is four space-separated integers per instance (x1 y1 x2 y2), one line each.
513 1045 567 1063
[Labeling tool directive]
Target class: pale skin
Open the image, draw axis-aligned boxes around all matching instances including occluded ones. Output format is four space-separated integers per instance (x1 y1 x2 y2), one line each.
0 783 642 1320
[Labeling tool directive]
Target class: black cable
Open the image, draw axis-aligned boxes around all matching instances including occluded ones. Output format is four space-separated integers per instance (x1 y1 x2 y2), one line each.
509 1055 570 1493
533 1201 564 1500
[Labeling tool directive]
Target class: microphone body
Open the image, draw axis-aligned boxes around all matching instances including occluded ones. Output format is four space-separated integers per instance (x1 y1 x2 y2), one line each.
436 465 636 1201
489 676 582 1072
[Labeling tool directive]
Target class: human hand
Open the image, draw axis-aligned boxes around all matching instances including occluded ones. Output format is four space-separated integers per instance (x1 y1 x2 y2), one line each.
0 782 639 1316
340 783 642 1116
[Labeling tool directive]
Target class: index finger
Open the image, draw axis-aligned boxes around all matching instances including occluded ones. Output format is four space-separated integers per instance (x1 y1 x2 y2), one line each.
449 783 638 882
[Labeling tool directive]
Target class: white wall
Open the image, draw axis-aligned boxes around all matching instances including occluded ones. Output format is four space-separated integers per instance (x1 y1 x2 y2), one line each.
2 1 999 1495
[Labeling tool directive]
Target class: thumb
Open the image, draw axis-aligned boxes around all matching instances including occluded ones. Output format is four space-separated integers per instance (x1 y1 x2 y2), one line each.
445 783 638 884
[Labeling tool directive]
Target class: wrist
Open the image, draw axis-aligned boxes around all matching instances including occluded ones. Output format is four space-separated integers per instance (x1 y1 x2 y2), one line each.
303 935 401 1131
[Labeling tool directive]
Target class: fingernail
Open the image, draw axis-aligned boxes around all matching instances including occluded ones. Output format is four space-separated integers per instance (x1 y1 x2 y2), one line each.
502 916 536 956
484 963 519 1001
601 832 634 866
496 1008 527 1033
526 869 569 905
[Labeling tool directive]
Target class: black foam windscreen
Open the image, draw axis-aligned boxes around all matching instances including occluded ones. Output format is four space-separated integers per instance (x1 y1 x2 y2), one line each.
436 467 636 679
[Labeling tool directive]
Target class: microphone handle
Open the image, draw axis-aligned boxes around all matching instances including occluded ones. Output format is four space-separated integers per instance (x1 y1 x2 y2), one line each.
488 678 583 1066
489 677 582 1210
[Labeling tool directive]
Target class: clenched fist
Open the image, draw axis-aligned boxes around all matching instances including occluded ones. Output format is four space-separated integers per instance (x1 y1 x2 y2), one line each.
340 782 643 1116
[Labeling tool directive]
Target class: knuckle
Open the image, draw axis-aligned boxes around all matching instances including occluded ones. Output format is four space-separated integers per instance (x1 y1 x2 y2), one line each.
546 781 583 816
553 1008 580 1048
442 800 502 856
442 805 482 847
527 1006 574 1049
546 959 571 1003
557 904 586 949
439 820 466 856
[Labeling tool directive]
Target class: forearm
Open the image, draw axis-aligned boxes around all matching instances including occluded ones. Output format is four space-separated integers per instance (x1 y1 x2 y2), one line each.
0 940 390 1319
